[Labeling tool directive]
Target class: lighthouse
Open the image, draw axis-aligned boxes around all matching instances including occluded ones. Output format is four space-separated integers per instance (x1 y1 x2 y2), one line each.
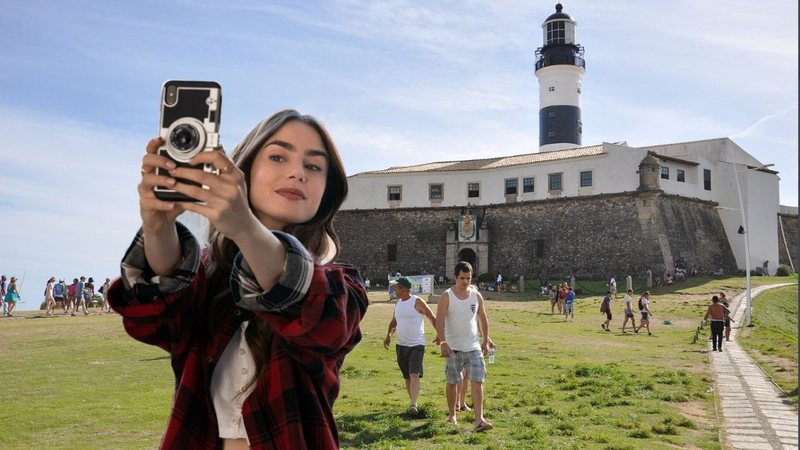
535 3 586 152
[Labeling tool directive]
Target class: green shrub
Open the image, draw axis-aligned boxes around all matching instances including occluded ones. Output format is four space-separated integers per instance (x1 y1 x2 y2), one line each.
776 264 795 276
477 272 493 283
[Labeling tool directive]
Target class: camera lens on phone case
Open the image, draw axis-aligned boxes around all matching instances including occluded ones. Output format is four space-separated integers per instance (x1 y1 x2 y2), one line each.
170 124 199 152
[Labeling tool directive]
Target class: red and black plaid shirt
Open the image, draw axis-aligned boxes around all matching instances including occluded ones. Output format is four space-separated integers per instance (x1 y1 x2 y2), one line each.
108 223 368 449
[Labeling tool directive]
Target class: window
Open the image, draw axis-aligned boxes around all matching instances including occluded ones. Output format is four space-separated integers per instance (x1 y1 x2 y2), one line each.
523 177 535 193
387 244 397 262
547 130 556 137
661 167 669 180
677 169 685 182
579 171 592 187
546 20 565 45
429 183 443 200
468 182 480 198
548 173 562 191
704 169 711 191
505 178 518 195
387 185 402 201
533 239 544 258
548 86 555 92
548 111 556 118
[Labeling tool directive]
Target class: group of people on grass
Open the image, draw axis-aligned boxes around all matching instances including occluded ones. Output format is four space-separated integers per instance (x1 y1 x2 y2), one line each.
547 282 576 320
41 276 113 316
600 289 653 336
601 288 653 335
383 261 494 432
0 275 114 317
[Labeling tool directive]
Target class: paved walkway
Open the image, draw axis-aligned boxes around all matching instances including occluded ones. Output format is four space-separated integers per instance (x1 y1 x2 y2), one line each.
710 283 798 449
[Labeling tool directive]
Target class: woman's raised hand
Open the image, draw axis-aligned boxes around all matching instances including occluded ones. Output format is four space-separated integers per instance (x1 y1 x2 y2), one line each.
164 146 259 242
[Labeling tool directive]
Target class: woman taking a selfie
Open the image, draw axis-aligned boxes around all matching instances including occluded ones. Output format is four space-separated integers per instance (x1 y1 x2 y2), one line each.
108 109 368 449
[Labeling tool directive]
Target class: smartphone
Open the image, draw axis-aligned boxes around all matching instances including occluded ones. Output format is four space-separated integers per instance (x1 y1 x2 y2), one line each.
154 80 222 202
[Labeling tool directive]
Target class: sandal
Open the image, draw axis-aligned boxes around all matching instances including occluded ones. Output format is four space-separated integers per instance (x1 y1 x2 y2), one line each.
458 404 472 412
447 417 458 425
475 421 493 432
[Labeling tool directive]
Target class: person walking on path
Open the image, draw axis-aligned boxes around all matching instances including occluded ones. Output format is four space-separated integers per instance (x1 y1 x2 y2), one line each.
703 295 727 352
719 291 735 342
600 290 612 331
383 276 437 416
4 276 20 316
435 261 493 432
635 291 653 335
621 288 637 333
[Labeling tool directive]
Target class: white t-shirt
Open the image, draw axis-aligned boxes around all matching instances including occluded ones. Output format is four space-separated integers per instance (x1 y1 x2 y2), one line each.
211 321 257 441
394 295 425 347
444 287 481 352
623 294 632 312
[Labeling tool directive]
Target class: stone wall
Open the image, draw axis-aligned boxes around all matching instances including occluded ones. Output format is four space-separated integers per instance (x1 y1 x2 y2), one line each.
655 194 739 276
333 208 454 282
777 213 798 271
333 192 739 282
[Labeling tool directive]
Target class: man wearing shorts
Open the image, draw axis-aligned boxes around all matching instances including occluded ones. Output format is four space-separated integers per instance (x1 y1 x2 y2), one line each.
383 276 437 416
621 288 637 333
435 261 493 432
636 291 653 335
549 285 558 314
564 286 575 321
53 279 66 312
601 290 612 331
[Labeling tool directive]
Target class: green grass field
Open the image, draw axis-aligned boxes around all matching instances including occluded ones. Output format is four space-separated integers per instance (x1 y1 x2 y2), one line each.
0 275 795 449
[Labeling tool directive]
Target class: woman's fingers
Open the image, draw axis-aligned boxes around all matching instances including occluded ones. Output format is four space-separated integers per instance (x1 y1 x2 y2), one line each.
141 137 177 175
189 148 238 175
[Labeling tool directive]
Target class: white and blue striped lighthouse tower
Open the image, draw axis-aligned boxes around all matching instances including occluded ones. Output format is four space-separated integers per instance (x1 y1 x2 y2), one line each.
535 3 586 152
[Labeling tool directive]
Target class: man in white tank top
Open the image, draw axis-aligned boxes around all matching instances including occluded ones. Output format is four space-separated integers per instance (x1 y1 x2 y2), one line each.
435 261 493 432
383 277 437 416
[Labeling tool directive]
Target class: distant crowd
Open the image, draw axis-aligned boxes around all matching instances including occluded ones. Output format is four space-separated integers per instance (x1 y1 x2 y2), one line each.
0 274 113 317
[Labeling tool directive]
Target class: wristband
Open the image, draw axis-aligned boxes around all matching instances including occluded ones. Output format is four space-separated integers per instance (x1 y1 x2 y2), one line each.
439 340 447 345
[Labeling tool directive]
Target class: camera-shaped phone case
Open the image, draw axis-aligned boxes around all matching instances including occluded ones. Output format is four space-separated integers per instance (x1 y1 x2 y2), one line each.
154 80 222 202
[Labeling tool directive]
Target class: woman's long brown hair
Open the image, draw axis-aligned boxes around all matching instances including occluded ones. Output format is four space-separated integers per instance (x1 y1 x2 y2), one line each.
205 109 348 390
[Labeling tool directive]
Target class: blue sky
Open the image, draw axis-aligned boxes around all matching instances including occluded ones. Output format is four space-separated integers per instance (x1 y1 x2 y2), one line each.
1 1 796 309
